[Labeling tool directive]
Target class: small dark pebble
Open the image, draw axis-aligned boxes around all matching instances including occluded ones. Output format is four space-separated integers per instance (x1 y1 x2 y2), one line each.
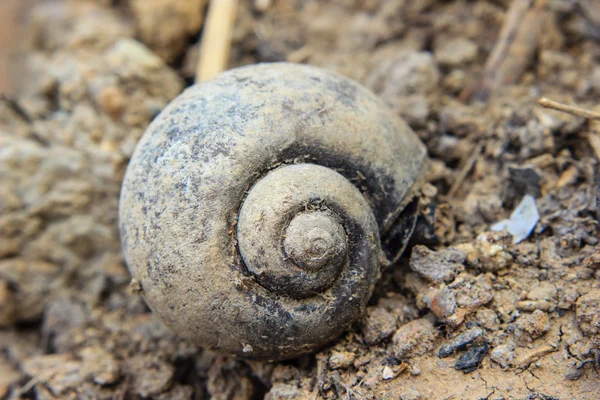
453 342 489 373
565 359 596 381
438 327 485 358
507 165 541 204
526 394 560 400
382 356 401 366
410 203 439 246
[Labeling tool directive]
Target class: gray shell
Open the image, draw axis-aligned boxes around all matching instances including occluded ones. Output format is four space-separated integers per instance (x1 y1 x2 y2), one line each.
119 63 427 361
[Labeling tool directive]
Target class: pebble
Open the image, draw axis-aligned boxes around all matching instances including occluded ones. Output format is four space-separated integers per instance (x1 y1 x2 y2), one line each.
392 317 439 359
399 387 424 400
362 307 398 345
126 354 175 397
107 39 165 71
434 37 478 66
409 245 466 283
437 327 486 358
410 365 421 376
507 165 542 199
517 281 558 312
366 50 440 125
475 308 500 331
422 287 456 319
457 232 513 272
80 347 120 385
329 351 356 370
129 0 206 63
576 289 600 335
511 310 551 343
490 343 515 369
381 366 395 380
454 343 489 373
97 86 126 119
452 273 494 310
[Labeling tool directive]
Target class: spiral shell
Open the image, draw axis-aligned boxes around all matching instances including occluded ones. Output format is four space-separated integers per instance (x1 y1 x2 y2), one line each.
119 63 427 360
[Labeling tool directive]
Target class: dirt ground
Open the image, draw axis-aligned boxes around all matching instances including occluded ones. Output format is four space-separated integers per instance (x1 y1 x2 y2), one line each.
1 0 600 399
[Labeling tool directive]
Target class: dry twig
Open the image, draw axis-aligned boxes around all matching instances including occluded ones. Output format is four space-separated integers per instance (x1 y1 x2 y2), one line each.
474 0 547 101
447 143 483 198
196 0 239 83
538 97 600 120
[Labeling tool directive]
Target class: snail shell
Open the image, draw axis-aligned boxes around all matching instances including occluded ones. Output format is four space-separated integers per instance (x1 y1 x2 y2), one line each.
119 63 427 361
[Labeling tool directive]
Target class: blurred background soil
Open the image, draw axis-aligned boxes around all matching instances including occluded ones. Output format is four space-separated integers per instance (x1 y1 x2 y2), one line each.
1 0 600 399
0 0 41 96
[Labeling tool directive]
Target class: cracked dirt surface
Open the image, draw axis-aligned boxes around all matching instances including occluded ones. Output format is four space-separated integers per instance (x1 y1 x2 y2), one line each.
1 0 600 399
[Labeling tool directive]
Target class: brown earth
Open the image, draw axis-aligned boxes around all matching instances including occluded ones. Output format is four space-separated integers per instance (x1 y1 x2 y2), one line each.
1 0 600 399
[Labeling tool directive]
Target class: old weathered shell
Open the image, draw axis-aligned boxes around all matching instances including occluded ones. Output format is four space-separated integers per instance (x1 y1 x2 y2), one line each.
119 63 427 360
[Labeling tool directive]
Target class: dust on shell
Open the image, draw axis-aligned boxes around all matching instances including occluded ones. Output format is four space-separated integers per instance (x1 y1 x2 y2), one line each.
119 63 427 360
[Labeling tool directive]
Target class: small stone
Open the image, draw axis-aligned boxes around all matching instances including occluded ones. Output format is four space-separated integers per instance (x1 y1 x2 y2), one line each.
507 165 542 200
475 308 500 331
457 232 513 272
410 365 421 376
437 327 485 358
354 354 373 368
452 273 494 310
126 355 174 397
434 37 478 66
42 297 87 353
80 347 120 385
242 344 253 353
328 351 355 370
454 343 489 373
409 246 466 283
362 307 398 345
392 317 439 359
490 343 515 368
366 50 440 125
0 259 63 323
511 310 551 343
576 289 600 335
399 387 423 400
518 282 558 312
382 366 395 380
527 282 557 302
443 69 466 93
107 39 165 71
97 86 126 119
445 307 467 328
130 0 206 63
423 287 456 319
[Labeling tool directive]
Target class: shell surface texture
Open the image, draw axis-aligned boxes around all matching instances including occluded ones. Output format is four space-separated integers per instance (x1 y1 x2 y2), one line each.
119 63 428 361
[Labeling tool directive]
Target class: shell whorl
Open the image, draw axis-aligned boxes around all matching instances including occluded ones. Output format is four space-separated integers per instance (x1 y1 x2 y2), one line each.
237 163 377 299
119 63 427 360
